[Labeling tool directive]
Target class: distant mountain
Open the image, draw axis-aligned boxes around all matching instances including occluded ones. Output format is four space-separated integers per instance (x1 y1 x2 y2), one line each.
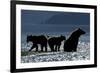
43 13 90 25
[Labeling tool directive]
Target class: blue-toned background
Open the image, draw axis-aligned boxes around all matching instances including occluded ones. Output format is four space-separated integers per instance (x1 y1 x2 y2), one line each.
21 10 90 43
21 10 90 62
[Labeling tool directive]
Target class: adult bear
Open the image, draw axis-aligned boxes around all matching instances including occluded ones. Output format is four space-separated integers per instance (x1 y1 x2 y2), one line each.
64 28 85 52
27 35 48 52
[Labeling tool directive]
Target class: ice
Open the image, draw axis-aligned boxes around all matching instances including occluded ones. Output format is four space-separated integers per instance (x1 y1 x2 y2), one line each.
21 41 90 63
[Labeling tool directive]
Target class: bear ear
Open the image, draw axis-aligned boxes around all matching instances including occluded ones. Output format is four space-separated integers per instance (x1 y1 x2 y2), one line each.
78 28 81 30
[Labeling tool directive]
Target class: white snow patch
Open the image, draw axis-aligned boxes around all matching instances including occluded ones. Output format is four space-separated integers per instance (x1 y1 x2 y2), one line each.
21 41 90 63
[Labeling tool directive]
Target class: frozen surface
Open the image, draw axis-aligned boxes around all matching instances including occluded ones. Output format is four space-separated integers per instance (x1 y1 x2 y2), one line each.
21 41 90 63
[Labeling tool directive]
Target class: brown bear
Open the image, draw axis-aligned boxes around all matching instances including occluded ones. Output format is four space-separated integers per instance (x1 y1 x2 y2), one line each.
64 28 86 52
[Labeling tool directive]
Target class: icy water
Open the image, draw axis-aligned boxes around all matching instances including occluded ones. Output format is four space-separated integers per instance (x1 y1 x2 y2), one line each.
21 35 90 63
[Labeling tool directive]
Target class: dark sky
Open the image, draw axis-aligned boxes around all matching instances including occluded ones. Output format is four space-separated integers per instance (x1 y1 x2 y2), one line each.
21 10 90 35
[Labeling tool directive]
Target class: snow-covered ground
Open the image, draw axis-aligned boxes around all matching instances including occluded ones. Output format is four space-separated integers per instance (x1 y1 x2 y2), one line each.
21 41 90 63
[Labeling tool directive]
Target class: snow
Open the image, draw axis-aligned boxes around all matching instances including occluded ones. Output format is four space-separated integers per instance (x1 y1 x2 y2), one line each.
21 41 90 63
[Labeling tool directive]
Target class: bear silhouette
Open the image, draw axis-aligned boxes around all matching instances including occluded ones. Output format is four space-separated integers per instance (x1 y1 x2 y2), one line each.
64 28 86 52
48 35 66 52
27 35 48 52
